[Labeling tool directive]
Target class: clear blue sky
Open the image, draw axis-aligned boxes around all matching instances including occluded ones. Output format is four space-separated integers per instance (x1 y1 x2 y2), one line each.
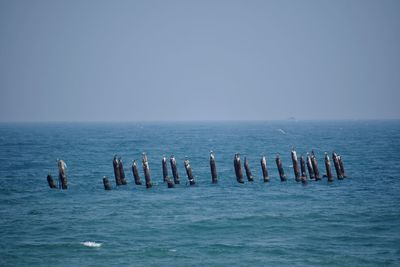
0 0 399 121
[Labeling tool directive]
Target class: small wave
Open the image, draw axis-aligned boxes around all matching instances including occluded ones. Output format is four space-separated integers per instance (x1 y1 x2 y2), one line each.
169 249 177 252
81 241 102 248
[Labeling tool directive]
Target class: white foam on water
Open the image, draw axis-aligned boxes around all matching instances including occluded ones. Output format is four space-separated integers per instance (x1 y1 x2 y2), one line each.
169 249 177 252
81 241 102 248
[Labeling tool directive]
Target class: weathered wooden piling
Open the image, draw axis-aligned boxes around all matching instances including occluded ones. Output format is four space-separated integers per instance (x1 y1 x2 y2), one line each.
324 153 333 182
234 153 244 183
170 155 180 184
103 176 111 190
184 158 196 185
142 153 152 188
338 155 347 178
47 174 57 189
57 159 68 189
291 149 301 182
332 152 344 179
300 155 307 183
210 151 218 184
244 157 254 182
306 153 315 180
275 154 287 181
162 156 174 188
132 160 142 185
260 155 270 182
162 156 169 183
113 155 123 186
118 158 127 185
311 151 321 180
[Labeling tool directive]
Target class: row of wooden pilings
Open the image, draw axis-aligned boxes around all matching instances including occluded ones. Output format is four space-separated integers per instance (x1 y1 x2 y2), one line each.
105 153 197 190
46 159 68 189
233 150 346 184
46 150 347 190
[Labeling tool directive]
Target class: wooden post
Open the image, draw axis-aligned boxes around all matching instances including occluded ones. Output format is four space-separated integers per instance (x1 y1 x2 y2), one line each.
210 151 218 184
324 153 333 182
162 156 169 182
291 149 301 182
332 152 344 179
142 153 152 188
113 155 122 186
132 160 142 185
118 157 127 185
170 155 180 184
162 156 174 188
306 153 315 180
57 159 68 189
184 158 196 185
234 153 244 183
311 151 321 181
47 174 57 189
275 154 287 181
300 155 307 183
260 155 269 182
103 176 111 190
338 155 347 178
244 157 254 182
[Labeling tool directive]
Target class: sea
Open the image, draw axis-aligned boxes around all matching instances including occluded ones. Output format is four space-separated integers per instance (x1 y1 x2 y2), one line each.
0 121 399 266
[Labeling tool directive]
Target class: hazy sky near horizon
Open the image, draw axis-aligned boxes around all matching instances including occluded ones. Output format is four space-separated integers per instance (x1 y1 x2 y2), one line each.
0 0 399 121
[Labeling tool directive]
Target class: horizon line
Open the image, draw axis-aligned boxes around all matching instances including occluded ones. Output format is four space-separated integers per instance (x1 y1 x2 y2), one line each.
0 118 399 123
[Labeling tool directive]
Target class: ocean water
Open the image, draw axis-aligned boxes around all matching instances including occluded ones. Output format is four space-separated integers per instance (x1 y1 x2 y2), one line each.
0 121 399 266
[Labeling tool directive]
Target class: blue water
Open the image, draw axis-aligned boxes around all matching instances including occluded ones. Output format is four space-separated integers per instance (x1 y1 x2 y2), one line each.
0 121 399 266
